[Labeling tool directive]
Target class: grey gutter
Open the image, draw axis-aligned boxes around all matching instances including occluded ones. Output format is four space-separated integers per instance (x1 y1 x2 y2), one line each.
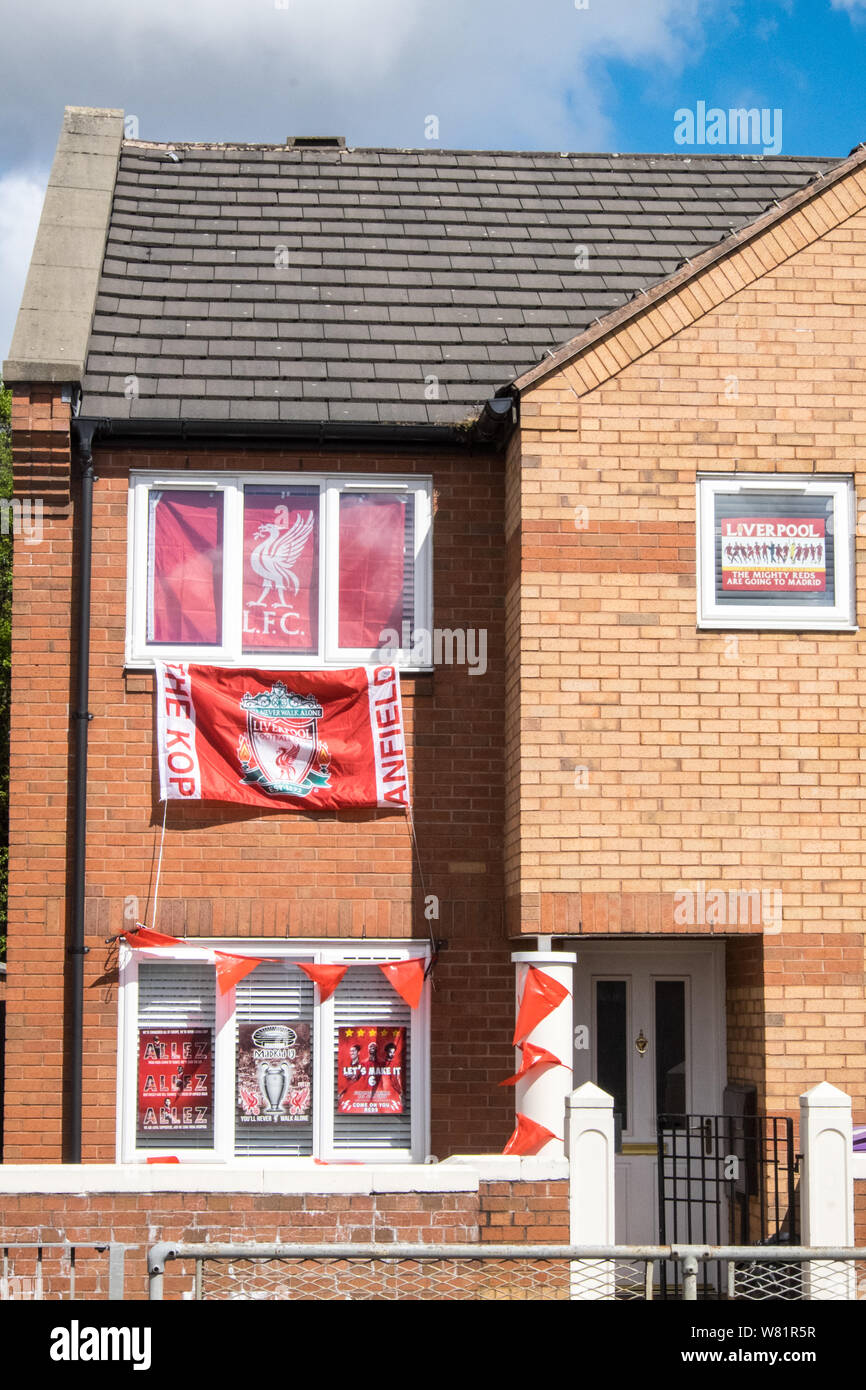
79 397 517 451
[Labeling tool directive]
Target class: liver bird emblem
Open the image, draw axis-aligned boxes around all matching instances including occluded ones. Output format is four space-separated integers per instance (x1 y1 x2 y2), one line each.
249 510 315 607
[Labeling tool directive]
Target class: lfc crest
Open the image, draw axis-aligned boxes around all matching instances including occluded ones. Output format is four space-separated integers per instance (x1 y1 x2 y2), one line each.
237 682 331 797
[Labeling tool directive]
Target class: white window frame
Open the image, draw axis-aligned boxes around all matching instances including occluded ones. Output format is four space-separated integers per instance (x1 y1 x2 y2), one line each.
126 471 433 669
697 474 856 630
117 939 431 1165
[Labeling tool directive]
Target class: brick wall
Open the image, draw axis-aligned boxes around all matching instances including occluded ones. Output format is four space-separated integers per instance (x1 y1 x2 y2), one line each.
0 1178 569 1299
504 165 866 1117
3 439 515 1160
5 386 73 1162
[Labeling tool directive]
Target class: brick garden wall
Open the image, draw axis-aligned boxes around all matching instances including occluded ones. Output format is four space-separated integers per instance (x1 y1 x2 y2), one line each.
0 1179 569 1299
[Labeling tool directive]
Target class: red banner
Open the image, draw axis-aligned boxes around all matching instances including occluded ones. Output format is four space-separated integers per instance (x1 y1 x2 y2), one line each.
156 663 409 810
137 1029 212 1135
337 1026 405 1115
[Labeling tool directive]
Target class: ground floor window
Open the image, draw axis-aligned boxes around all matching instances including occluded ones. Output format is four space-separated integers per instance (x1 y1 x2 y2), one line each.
119 941 430 1163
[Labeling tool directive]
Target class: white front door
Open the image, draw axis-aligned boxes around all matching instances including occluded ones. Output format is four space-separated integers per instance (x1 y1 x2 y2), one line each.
572 941 726 1245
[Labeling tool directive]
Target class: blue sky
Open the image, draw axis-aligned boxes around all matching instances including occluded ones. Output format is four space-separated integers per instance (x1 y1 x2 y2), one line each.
4 0 866 358
605 0 866 156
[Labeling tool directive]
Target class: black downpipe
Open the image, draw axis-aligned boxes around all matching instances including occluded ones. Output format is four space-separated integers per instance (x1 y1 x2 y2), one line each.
68 420 96 1162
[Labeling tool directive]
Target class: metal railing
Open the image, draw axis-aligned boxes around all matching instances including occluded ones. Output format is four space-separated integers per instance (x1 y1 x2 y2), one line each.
147 1240 866 1301
1 1241 131 1300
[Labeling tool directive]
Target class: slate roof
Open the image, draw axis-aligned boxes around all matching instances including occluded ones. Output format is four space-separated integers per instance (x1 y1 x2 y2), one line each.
81 144 839 428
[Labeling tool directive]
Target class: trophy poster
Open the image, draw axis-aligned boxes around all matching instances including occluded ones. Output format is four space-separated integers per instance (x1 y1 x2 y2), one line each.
236 1022 312 1126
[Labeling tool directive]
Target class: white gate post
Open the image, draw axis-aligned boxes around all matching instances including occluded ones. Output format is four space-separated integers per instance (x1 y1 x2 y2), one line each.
510 947 577 1157
800 1082 855 1299
566 1081 616 1298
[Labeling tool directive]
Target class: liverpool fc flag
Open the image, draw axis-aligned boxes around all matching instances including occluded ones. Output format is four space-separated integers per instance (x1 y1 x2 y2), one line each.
155 663 410 811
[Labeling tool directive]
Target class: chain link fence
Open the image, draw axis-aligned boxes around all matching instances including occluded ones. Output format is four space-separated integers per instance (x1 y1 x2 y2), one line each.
147 1241 866 1301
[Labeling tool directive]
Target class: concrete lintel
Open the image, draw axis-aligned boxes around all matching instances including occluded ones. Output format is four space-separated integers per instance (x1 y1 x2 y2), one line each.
0 1163 482 1196
3 106 123 385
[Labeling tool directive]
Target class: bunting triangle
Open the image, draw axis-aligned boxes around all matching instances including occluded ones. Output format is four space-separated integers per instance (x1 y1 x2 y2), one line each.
123 926 183 948
296 962 348 1002
379 959 425 1009
214 951 269 996
498 1041 565 1087
502 1112 560 1155
512 966 569 1046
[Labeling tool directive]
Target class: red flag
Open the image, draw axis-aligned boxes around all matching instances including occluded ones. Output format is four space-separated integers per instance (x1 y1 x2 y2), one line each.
379 959 425 1009
498 1042 565 1087
124 926 183 948
502 1112 560 1155
214 952 268 996
513 967 570 1046
297 962 348 1001
155 663 410 810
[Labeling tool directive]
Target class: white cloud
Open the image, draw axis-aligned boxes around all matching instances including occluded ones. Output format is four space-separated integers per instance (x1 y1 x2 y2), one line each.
0 0 718 356
0 169 48 365
1 0 711 154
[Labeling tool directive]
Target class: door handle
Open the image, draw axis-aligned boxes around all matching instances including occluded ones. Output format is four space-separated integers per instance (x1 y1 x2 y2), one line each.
702 1118 714 1156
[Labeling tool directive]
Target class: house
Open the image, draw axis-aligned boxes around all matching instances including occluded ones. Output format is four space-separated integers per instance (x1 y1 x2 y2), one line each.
2 105 865 1271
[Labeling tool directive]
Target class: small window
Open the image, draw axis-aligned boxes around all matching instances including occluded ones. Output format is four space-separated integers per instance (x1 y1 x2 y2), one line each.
697 476 855 630
121 943 429 1163
128 472 432 668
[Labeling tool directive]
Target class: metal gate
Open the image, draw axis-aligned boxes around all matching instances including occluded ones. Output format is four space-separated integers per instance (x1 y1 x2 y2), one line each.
658 1113 799 1297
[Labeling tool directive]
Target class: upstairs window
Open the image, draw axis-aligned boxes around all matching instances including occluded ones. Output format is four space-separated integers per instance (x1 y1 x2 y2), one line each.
128 472 432 668
697 476 856 630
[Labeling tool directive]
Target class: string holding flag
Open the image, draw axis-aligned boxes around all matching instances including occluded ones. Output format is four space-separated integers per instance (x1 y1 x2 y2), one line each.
119 931 428 1008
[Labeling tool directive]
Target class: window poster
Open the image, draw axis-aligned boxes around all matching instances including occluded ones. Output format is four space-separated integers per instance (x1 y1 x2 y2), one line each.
236 1022 312 1126
337 1026 405 1116
242 487 319 654
137 1029 213 1133
720 516 826 593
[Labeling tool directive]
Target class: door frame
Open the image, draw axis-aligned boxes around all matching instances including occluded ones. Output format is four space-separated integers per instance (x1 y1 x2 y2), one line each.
568 938 728 1244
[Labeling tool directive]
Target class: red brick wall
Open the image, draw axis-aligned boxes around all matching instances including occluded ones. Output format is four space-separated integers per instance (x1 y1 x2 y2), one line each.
5 387 73 1162
0 1179 569 1299
3 439 515 1160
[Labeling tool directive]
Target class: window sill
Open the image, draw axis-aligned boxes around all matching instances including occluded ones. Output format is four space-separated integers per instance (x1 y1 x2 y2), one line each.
697 622 858 634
